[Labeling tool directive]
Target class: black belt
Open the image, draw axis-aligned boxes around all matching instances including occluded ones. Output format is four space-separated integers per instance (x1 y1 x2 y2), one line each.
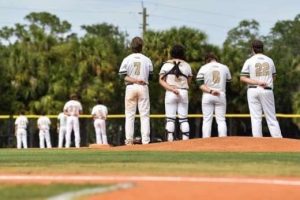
248 86 272 90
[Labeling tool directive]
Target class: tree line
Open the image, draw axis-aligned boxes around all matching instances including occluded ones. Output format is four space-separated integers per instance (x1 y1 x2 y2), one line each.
0 12 299 141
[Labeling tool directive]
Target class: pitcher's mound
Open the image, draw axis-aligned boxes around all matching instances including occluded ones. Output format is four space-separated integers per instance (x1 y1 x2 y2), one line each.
89 136 300 152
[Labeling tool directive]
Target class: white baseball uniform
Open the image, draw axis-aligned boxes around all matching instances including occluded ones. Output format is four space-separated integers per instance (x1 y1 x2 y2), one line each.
91 104 108 145
15 115 28 149
37 116 52 148
196 61 232 138
241 53 282 138
57 112 67 148
119 53 153 145
63 100 83 148
159 59 192 141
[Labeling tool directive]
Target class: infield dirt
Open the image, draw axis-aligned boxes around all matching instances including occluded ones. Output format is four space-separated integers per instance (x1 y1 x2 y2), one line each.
89 136 300 152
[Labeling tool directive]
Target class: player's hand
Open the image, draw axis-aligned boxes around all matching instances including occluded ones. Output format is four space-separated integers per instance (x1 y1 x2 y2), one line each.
171 87 179 95
135 79 146 85
257 81 267 88
211 90 220 96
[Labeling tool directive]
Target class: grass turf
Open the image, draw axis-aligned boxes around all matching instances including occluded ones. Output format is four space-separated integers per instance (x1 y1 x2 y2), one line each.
0 184 107 200
0 149 300 177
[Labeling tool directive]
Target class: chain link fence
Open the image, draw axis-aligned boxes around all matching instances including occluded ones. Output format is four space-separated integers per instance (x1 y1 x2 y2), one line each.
0 114 299 148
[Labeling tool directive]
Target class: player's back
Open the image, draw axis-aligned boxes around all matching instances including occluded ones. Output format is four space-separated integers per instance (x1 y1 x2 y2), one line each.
92 105 108 119
197 61 231 92
246 54 275 88
58 112 67 127
15 115 28 129
64 100 82 116
119 53 153 84
160 60 192 89
38 116 51 130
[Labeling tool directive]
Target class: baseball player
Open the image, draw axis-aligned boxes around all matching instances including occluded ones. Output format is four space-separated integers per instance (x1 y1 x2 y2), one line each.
14 111 28 149
91 99 108 145
118 36 153 145
57 112 67 148
240 39 282 138
159 44 192 141
37 113 52 148
63 94 83 148
196 53 232 138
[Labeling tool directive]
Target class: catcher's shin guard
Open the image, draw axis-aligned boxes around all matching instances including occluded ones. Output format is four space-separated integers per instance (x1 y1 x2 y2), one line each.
165 117 175 141
179 118 190 140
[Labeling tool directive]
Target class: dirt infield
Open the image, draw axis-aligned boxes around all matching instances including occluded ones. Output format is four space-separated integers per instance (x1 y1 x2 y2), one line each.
88 137 300 200
90 136 300 152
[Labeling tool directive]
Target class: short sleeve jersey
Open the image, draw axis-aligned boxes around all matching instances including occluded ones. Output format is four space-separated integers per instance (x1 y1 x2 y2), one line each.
196 61 232 92
159 60 193 89
241 54 276 88
119 53 153 85
15 115 28 129
91 105 108 119
37 116 51 130
57 112 67 128
63 100 82 116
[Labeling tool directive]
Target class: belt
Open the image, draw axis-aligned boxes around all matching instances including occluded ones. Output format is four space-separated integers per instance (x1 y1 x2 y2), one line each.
248 86 272 90
126 83 148 86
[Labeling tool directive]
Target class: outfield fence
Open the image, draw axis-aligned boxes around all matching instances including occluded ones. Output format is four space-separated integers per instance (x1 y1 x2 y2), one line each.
0 114 299 148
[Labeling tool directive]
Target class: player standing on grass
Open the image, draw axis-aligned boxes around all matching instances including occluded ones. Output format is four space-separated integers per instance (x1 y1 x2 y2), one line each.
240 39 282 138
159 44 193 141
196 53 232 138
37 113 52 148
63 94 83 148
14 111 28 149
91 99 108 145
118 37 153 145
57 112 67 148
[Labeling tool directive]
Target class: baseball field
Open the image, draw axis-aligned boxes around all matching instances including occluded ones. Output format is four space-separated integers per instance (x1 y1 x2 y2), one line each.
1 137 300 200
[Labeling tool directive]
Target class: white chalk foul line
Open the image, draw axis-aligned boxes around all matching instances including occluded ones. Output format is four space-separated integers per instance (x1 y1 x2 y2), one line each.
0 175 300 186
47 182 134 200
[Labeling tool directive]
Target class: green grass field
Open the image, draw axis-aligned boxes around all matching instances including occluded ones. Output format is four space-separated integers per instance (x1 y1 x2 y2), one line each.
1 149 300 177
1 149 300 199
0 184 108 200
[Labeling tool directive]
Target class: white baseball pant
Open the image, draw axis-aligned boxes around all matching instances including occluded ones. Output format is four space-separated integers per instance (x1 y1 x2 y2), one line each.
16 129 27 149
125 84 150 145
58 127 66 148
247 88 282 138
39 130 52 148
165 89 190 141
94 119 108 145
65 116 81 148
202 92 227 138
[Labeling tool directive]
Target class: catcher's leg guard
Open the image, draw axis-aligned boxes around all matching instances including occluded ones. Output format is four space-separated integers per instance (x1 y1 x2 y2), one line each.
165 117 175 141
179 118 190 140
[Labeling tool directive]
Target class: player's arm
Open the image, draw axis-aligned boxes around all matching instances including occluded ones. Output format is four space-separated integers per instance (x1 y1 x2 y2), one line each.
199 84 220 96
240 76 266 87
63 109 69 116
92 114 97 120
159 74 179 95
196 73 219 96
124 75 146 85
